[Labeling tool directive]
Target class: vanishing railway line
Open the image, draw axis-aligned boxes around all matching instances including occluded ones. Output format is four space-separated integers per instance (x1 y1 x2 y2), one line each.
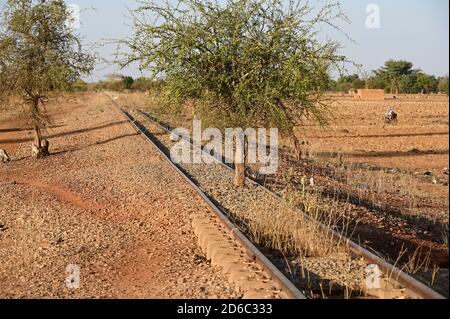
104 93 445 299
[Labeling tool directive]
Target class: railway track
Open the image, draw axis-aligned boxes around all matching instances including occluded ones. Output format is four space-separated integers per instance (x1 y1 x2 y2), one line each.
104 94 445 299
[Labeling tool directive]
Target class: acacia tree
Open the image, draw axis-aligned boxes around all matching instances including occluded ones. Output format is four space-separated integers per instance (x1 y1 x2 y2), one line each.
438 76 449 95
0 0 94 158
122 0 349 187
373 60 414 95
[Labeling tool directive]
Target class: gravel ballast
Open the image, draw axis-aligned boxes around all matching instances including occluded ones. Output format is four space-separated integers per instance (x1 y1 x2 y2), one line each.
0 96 242 299
130 109 370 297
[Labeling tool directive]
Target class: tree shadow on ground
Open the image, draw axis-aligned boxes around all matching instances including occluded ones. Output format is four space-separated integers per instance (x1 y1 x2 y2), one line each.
317 149 449 159
0 124 66 133
9 133 139 162
312 131 449 140
0 121 127 144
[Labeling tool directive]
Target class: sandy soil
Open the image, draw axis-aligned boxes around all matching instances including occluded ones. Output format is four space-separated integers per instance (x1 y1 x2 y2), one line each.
0 94 240 299
297 98 449 174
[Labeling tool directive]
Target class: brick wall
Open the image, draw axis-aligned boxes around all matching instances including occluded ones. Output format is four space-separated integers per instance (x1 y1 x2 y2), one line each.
355 89 385 100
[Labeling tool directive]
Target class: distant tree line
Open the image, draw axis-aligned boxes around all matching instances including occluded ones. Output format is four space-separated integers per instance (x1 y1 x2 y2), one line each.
71 74 163 93
71 60 449 97
329 60 449 95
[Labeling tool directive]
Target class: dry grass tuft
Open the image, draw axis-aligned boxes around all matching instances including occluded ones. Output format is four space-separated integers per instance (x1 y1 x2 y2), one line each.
245 179 355 259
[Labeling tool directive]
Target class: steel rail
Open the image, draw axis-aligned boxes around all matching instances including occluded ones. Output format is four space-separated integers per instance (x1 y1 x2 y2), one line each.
118 109 306 300
136 109 446 300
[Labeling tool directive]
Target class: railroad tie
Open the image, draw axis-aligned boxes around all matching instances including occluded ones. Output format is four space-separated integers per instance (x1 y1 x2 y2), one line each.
192 214 288 299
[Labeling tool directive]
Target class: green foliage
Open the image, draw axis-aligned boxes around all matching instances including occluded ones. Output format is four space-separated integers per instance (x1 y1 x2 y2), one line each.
94 80 124 92
414 72 438 94
131 77 163 92
71 79 88 92
0 0 94 128
131 77 152 92
352 78 366 90
335 74 365 92
367 60 442 94
88 77 162 92
372 60 414 94
336 81 352 93
121 0 349 134
327 80 338 92
366 76 387 90
91 75 152 92
339 74 360 84
396 71 438 94
398 71 419 94
438 76 449 95
122 76 134 90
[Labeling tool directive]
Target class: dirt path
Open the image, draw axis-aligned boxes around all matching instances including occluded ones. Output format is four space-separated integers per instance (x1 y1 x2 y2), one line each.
0 95 240 298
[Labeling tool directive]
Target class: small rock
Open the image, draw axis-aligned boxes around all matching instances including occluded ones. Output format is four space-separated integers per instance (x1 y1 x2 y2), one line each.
194 254 208 265
54 238 64 245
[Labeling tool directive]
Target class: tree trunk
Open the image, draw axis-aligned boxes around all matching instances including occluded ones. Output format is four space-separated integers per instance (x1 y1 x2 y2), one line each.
0 148 11 163
233 134 246 188
33 122 42 146
234 162 246 187
31 99 49 159
292 136 302 161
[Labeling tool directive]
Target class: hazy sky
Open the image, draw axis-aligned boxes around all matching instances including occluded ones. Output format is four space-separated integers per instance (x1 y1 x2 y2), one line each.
1 0 449 81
